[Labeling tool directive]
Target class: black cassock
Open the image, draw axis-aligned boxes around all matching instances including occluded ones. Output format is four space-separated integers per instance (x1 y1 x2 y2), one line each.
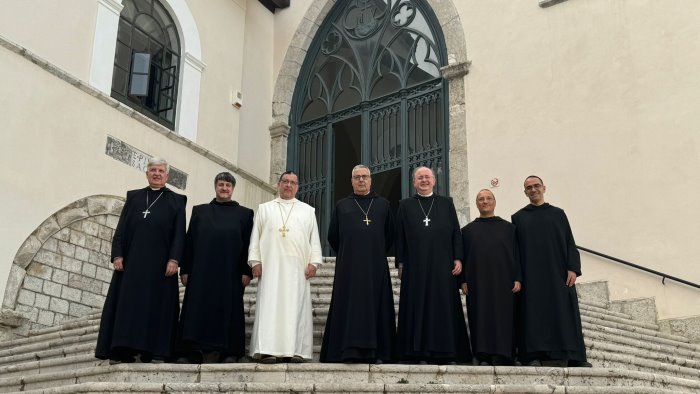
461 216 521 362
178 199 253 357
395 194 471 363
96 187 186 360
511 203 587 362
320 192 395 363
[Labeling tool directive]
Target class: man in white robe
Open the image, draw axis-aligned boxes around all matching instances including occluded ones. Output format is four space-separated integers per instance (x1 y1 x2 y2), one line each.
248 171 323 363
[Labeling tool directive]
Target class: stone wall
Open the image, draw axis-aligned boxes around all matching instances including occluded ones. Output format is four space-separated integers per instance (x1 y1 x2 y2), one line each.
2 195 124 336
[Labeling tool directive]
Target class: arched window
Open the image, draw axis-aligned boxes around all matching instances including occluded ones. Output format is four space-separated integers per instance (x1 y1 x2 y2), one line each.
111 0 180 129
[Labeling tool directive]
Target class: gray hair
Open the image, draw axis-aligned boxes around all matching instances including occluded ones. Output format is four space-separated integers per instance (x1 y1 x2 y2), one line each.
412 166 435 180
147 157 170 174
351 164 371 177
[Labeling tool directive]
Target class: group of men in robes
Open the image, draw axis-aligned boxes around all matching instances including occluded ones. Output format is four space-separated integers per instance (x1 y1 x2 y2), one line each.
322 167 590 367
96 156 589 367
96 161 323 364
321 165 469 365
460 176 590 367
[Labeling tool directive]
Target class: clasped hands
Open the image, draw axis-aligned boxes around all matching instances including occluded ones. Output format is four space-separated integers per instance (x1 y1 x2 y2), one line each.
251 263 318 280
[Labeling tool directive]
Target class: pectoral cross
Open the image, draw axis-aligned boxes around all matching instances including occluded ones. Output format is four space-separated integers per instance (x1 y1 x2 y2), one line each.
279 226 289 237
142 209 150 218
423 217 431 226
363 215 372 226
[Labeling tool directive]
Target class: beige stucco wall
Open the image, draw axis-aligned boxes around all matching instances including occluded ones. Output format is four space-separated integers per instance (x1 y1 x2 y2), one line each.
0 38 274 306
269 0 700 319
237 0 273 180
186 0 245 166
0 0 98 81
457 0 700 318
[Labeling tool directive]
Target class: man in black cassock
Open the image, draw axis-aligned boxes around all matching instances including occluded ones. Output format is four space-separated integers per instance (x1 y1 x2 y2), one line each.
395 166 471 364
460 189 521 366
96 157 186 363
178 172 254 363
320 164 395 364
511 175 591 368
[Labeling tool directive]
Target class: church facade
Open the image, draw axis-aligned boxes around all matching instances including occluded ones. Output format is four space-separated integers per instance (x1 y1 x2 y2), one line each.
1 0 699 335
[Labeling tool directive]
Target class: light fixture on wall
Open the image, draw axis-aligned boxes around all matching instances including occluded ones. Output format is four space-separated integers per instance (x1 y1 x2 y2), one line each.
232 90 243 109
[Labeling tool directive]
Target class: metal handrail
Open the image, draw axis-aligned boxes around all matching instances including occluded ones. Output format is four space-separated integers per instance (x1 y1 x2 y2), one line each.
577 246 700 290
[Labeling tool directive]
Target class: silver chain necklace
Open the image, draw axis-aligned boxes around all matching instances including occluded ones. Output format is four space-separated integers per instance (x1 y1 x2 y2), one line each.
143 191 164 218
417 198 435 227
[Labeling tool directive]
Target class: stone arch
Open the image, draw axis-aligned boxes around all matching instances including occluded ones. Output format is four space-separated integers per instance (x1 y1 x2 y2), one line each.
269 0 471 223
2 195 124 335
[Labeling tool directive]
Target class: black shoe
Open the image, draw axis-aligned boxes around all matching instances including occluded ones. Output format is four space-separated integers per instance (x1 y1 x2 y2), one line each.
289 355 305 363
260 355 277 364
175 356 190 364
569 360 593 368
479 361 490 366
526 359 542 366
417 360 428 365
373 359 383 365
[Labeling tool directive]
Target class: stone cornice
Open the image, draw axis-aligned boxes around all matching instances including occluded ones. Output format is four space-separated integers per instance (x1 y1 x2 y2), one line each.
440 60 471 80
0 33 275 194
269 121 291 138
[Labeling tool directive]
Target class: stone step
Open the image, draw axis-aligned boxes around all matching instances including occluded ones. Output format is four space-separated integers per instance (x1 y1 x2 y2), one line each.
0 325 99 351
6 323 698 381
26 311 102 337
6 310 696 370
587 350 700 381
10 382 693 394
580 314 693 346
585 342 700 379
0 341 94 369
0 352 102 378
578 302 632 321
584 328 700 362
2 364 699 393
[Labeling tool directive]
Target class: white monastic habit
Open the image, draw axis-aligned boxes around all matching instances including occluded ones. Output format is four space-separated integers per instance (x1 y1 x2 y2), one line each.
248 197 323 360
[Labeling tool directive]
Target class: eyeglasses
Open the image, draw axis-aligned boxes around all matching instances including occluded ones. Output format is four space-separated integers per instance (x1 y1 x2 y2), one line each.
352 175 370 180
280 180 298 185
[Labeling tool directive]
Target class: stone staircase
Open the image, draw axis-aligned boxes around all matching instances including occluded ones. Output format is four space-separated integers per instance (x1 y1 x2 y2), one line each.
0 258 698 393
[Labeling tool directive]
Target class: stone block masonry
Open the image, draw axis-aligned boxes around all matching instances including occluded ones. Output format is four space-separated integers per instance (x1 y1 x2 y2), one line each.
4 195 125 335
13 212 118 331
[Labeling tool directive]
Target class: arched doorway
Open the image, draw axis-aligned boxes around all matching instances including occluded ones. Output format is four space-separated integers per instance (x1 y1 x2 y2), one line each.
288 0 450 252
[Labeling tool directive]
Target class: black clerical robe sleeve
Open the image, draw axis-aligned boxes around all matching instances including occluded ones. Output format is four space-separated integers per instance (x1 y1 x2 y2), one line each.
240 209 254 278
180 205 199 276
384 204 395 253
394 202 407 268
327 205 340 254
460 227 470 286
448 198 464 262
562 211 582 276
168 195 187 264
111 190 135 261
511 227 522 283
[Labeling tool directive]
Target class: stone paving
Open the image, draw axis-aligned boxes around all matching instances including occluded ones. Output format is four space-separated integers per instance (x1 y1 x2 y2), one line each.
0 259 699 393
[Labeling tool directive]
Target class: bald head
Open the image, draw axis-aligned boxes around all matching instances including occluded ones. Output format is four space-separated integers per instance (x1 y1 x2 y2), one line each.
475 189 496 217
